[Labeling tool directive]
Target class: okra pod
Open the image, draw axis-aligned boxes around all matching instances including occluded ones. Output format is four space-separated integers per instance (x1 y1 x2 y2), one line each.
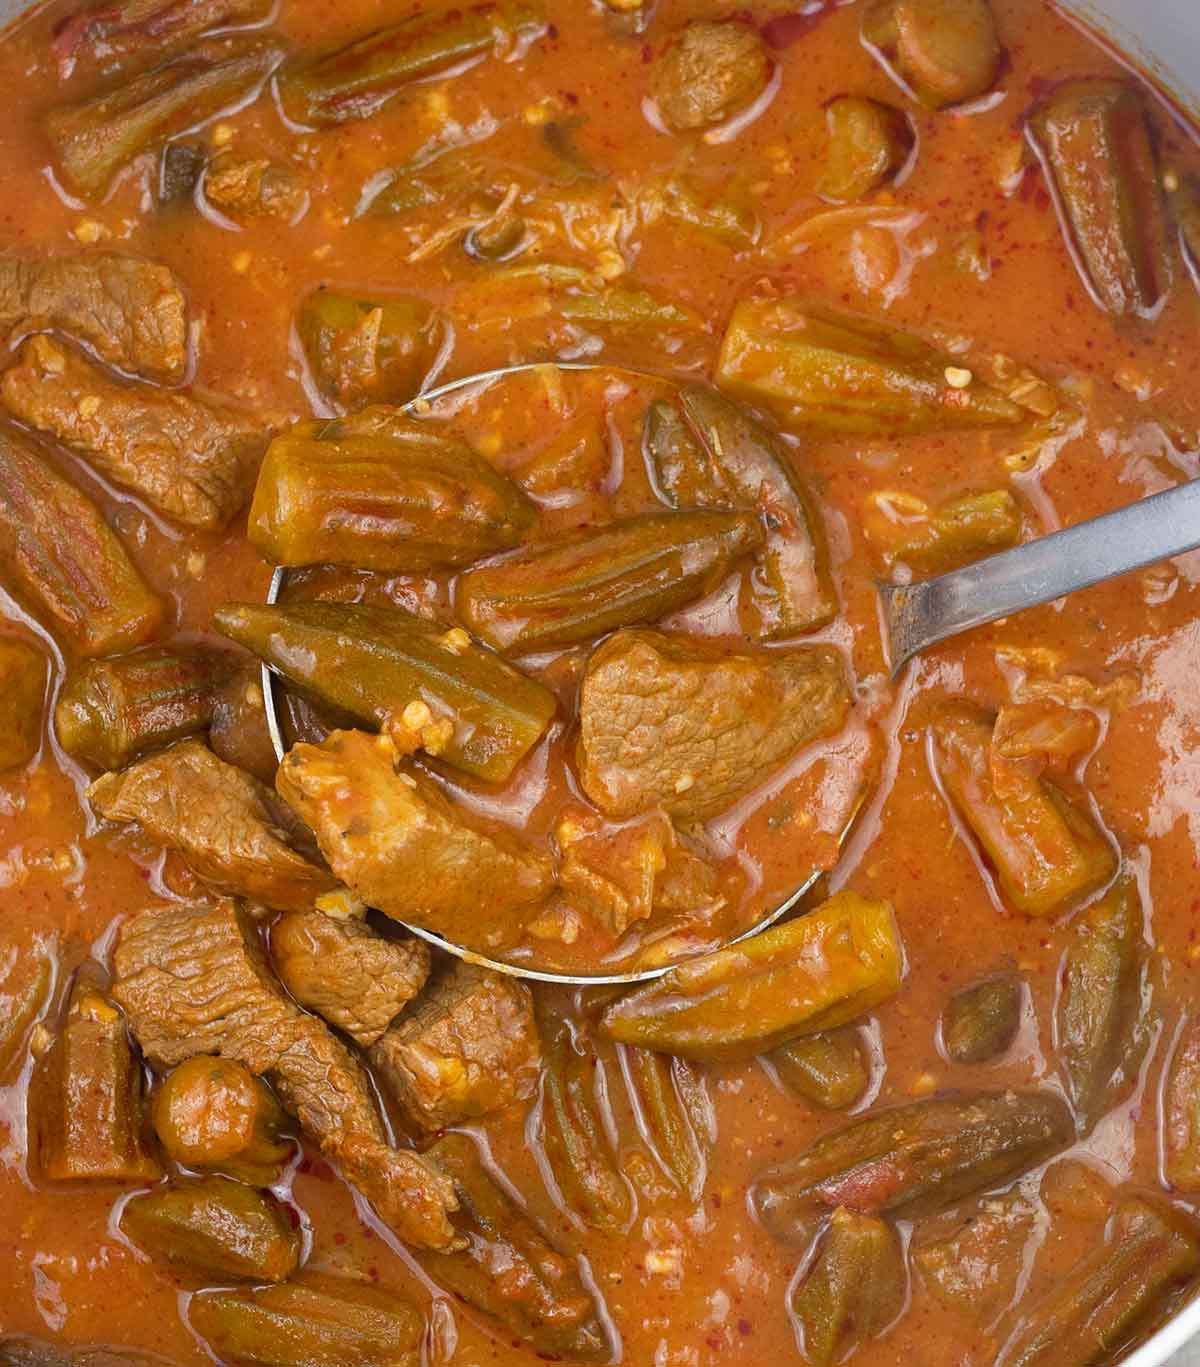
298 290 444 410
52 0 273 76
214 600 556 784
941 972 1024 1064
539 1032 632 1230
600 892 903 1062
789 1208 905 1366
120 1176 300 1283
278 2 548 128
772 1029 870 1110
818 96 913 202
55 646 231 771
0 426 164 658
35 965 161 1183
44 37 286 201
152 1056 292 1186
1165 1019 1200 1193
623 1044 714 1200
457 509 763 653
716 297 1025 435
677 384 837 636
930 702 1116 918
1056 878 1147 1133
248 413 535 572
752 1090 1071 1247
862 0 1001 109
864 488 1023 574
999 1197 1200 1367
189 1271 424 1367
1028 81 1170 318
420 1132 612 1362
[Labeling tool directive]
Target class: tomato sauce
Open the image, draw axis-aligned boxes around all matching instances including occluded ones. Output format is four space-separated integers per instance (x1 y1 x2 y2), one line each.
0 1 1198 1364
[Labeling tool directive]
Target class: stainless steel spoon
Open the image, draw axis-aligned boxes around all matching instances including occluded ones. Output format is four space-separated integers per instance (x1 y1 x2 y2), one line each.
260 362 828 986
878 479 1200 676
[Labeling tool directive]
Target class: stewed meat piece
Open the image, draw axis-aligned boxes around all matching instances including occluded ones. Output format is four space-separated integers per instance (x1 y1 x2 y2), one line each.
112 898 461 1251
271 905 431 1048
2 336 266 531
577 629 851 822
0 252 188 384
370 961 541 1132
88 739 338 914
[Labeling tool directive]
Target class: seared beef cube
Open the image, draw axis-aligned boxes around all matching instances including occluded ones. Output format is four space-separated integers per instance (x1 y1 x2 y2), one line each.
88 738 338 914
0 636 46 770
0 253 188 385
272 905 430 1048
555 804 724 937
578 630 851 821
276 729 554 953
112 898 460 1250
2 337 266 531
35 964 161 1182
370 962 540 1132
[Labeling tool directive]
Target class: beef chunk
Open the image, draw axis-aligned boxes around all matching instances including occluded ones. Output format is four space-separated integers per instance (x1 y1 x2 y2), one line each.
578 630 852 821
0 253 188 384
2 336 265 530
204 152 308 223
34 963 162 1182
88 738 338 913
112 898 460 1251
276 729 555 953
370 961 540 1133
271 905 430 1048
555 804 724 937
651 21 772 132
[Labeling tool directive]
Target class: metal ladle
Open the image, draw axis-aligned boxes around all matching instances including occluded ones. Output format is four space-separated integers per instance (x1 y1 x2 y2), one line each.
261 362 1200 984
878 478 1200 675
261 361 834 986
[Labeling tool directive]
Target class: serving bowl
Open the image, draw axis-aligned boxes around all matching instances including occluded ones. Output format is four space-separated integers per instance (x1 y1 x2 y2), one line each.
0 0 1195 1360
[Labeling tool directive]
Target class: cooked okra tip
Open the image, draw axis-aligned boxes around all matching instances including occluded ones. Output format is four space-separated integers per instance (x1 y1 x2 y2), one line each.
0 0 1198 1364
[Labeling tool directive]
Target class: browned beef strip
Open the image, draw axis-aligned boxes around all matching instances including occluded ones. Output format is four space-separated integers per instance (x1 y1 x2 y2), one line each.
0 253 188 384
111 898 461 1251
2 336 265 530
271 906 431 1048
276 728 555 953
370 961 541 1133
577 629 852 822
88 738 339 914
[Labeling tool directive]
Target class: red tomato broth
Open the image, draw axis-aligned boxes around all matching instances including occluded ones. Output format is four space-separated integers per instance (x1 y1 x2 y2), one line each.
0 0 1195 1365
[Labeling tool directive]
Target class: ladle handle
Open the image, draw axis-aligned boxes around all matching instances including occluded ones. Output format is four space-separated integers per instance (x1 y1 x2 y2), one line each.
880 479 1200 673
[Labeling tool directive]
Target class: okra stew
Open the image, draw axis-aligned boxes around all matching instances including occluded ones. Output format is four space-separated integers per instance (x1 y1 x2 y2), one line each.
1 0 1200 1363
